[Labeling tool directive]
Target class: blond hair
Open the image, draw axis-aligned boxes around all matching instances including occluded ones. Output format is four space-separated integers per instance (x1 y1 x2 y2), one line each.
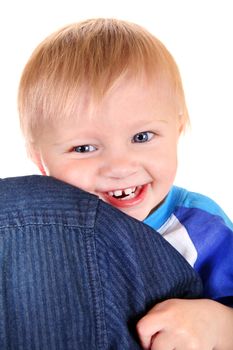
18 18 188 143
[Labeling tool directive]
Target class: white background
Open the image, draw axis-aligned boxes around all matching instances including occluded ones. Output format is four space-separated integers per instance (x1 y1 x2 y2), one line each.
0 0 232 218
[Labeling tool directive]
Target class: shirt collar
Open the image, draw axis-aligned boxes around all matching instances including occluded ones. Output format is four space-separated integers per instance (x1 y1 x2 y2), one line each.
143 186 183 230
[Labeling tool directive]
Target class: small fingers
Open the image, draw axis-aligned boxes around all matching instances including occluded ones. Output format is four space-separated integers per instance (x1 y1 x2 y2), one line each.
150 332 176 350
136 312 162 349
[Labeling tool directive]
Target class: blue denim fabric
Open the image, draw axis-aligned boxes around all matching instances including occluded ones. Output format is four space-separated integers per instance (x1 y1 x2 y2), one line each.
0 176 203 350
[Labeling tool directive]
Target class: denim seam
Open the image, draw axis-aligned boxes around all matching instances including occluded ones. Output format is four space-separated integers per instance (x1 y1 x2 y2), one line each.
84 225 108 349
0 205 98 230
94 201 108 348
0 223 92 230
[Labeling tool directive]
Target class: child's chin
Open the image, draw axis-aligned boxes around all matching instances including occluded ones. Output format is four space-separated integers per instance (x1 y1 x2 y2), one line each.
117 207 147 221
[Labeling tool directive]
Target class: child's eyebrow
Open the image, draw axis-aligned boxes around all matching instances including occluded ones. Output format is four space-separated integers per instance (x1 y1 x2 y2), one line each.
132 118 169 127
51 119 169 146
52 137 91 147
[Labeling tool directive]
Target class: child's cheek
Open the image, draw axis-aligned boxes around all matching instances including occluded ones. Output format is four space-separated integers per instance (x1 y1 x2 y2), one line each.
53 160 96 194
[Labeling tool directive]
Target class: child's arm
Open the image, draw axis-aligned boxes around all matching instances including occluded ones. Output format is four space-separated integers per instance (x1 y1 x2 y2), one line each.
137 298 233 349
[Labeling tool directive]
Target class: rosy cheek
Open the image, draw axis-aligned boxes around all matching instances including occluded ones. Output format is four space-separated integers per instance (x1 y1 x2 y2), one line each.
56 161 95 193
58 164 80 183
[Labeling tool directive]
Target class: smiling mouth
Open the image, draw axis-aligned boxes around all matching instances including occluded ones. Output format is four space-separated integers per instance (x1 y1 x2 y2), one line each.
107 186 141 200
101 184 148 208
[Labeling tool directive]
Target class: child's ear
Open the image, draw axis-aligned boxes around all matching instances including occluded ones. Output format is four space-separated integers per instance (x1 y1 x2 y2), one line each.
178 120 185 134
26 143 47 176
177 111 187 135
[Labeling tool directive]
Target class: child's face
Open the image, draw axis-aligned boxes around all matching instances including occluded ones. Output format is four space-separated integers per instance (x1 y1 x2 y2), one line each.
34 77 183 221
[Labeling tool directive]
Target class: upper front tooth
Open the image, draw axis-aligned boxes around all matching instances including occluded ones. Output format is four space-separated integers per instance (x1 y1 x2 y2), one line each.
124 188 133 195
114 190 123 197
124 187 136 195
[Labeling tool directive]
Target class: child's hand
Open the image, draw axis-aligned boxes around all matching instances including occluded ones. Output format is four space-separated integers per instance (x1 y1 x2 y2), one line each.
136 298 233 350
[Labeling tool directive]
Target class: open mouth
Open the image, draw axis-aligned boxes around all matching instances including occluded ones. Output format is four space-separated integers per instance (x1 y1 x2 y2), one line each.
107 186 142 200
101 184 148 208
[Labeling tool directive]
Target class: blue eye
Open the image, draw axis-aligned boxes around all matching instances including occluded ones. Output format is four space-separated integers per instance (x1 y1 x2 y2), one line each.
73 145 97 153
132 131 154 143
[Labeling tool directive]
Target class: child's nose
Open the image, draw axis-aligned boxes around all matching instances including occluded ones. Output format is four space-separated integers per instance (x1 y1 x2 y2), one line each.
100 154 138 180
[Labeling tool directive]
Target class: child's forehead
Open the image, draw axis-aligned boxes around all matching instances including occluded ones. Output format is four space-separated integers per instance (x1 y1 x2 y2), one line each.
71 73 176 113
51 75 177 131
33 71 183 146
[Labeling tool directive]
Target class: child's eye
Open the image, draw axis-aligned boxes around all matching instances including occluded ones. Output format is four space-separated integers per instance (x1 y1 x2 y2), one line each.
73 145 97 153
132 131 154 143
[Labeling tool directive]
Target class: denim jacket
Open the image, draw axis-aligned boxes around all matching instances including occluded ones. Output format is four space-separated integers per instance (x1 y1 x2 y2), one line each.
0 176 202 349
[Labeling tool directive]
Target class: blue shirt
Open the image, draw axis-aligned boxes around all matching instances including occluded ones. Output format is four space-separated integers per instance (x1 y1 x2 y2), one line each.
144 186 233 306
